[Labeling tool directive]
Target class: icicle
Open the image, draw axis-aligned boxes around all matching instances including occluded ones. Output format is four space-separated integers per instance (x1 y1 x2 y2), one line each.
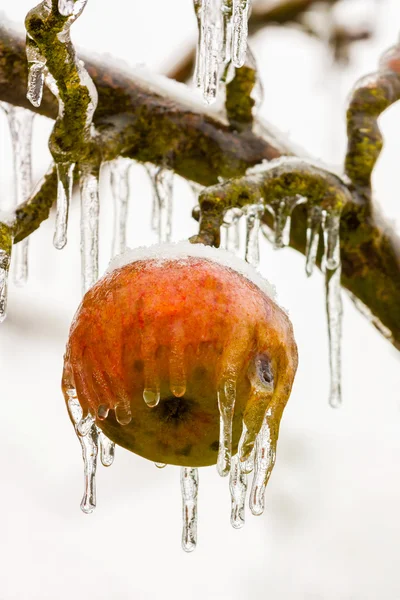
238 422 254 473
26 37 46 108
180 467 199 552
0 103 35 285
305 205 325 277
221 0 233 64
66 390 98 514
249 413 276 516
97 428 115 467
232 0 251 68
322 209 341 272
193 0 204 89
222 208 242 252
273 196 306 250
155 462 167 469
244 203 263 266
54 162 75 250
80 168 100 294
0 245 11 323
217 377 236 477
77 412 95 437
325 264 343 409
193 0 223 103
147 167 173 243
110 158 131 258
58 0 75 16
229 454 247 529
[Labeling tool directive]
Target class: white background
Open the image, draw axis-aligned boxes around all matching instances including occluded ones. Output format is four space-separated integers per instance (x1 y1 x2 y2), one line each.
1 1 400 599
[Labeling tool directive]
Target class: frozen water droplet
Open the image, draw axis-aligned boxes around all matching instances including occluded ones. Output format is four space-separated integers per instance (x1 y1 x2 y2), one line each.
143 388 160 408
80 168 100 294
0 103 34 286
217 378 236 477
67 390 98 514
244 203 263 266
54 162 75 250
326 264 343 408
229 454 247 529
250 414 276 516
97 404 109 420
305 205 325 277
77 412 95 437
110 158 131 258
0 247 11 323
97 428 115 467
155 462 167 469
232 0 251 68
181 467 199 552
115 401 132 425
273 196 306 249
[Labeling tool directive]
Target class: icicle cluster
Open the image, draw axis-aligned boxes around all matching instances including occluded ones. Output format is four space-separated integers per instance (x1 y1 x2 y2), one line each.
193 0 252 103
259 195 344 407
66 389 115 513
26 0 101 296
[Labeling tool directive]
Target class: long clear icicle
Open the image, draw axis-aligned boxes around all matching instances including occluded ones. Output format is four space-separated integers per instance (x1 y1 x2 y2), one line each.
181 467 199 552
0 103 35 285
0 244 11 323
110 158 131 257
249 412 276 516
232 0 251 68
67 390 98 514
273 196 306 250
147 167 174 243
323 211 343 408
54 162 75 250
97 428 115 467
229 454 247 528
245 204 263 267
80 169 100 294
217 378 236 477
305 205 325 277
221 208 242 253
193 0 223 103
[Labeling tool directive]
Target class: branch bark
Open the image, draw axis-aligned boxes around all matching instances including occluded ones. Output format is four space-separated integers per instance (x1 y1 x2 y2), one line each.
0 22 399 350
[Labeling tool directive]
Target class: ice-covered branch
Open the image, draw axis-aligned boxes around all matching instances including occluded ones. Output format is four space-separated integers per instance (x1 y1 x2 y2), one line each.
191 158 351 247
0 22 399 350
345 42 400 194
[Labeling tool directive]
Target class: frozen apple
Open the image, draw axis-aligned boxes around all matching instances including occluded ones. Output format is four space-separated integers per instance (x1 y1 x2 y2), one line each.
62 242 298 532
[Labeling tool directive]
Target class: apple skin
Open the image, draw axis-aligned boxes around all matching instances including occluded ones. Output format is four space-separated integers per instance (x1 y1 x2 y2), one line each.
62 256 298 467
